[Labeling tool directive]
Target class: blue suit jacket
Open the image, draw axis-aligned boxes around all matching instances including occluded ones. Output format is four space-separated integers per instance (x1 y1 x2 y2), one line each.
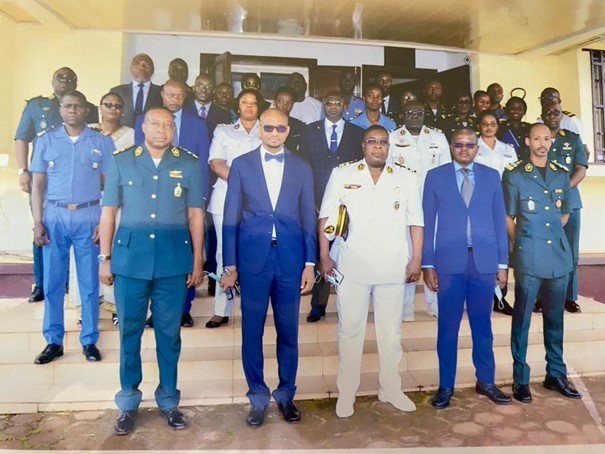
223 147 317 274
422 162 508 275
135 109 211 199
300 120 364 207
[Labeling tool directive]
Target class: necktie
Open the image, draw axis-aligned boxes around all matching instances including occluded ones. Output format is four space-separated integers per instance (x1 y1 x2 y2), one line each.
460 168 473 245
199 105 207 119
265 152 284 163
381 99 387 114
329 124 338 153
134 83 144 115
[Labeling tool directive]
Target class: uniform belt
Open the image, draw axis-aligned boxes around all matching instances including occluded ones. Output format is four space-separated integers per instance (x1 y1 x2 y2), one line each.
48 199 100 210
271 238 278 247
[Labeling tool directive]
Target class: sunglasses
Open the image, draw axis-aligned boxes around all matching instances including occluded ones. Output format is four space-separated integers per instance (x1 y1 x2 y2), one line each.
60 103 85 110
262 124 288 133
324 100 343 107
405 110 424 118
55 74 76 83
544 110 561 117
453 142 477 149
102 102 124 110
364 138 389 146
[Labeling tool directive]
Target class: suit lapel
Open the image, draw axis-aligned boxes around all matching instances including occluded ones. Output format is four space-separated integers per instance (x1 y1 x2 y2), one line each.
447 163 467 207
251 148 274 211
275 149 293 212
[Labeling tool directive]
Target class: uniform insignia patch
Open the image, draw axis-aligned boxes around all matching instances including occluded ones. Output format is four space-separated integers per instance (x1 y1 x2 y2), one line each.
386 166 393 174
565 155 571 164
398 157 405 164
562 143 572 151
171 147 179 157
234 124 240 129
42 107 50 111
550 160 569 172
324 225 335 234
174 182 182 197
394 201 400 210
135 146 143 157
559 130 566 136
555 199 562 208
344 184 361 189
169 170 183 178
525 163 533 172
395 142 410 147
550 162 557 171
554 189 563 193
357 163 365 171
400 129 406 135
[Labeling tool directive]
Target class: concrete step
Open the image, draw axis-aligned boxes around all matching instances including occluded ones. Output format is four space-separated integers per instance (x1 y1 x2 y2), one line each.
1 294 604 413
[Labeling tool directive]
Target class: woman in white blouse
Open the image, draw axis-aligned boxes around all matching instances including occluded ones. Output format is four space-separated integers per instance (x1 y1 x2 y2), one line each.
206 88 265 328
475 110 517 178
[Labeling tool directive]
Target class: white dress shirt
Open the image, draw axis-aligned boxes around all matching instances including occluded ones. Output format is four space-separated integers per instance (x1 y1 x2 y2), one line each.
260 146 285 239
131 80 151 109
324 118 345 148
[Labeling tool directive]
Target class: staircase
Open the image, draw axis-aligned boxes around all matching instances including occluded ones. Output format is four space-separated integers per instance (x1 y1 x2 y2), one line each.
1 285 604 414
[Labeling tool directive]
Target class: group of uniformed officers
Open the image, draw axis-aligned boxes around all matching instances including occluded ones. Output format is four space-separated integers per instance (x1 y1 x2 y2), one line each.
14 55 588 434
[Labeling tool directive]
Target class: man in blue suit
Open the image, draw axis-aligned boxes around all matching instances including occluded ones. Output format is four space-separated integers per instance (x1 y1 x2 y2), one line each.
422 128 512 409
300 90 364 322
135 79 210 326
220 108 316 428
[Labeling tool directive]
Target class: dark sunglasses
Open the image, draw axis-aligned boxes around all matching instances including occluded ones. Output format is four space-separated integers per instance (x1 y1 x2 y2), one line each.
544 110 561 117
55 74 76 83
102 102 124 110
405 110 424 118
324 100 343 107
262 124 288 133
364 138 389 146
453 142 477 149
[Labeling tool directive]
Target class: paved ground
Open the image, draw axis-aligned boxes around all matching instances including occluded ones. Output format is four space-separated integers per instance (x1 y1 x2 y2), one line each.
2 375 605 452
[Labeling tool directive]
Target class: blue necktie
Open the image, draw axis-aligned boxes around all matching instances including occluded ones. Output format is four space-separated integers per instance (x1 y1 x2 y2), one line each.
134 83 144 115
199 105 207 119
265 153 284 163
330 124 338 153
460 168 473 246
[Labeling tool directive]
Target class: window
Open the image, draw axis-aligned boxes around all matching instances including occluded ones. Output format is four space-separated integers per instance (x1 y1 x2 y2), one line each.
590 50 605 162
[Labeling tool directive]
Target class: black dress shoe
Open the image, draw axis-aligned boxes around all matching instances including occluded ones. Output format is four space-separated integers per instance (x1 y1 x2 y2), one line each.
543 375 582 399
83 344 102 362
160 407 187 430
28 286 44 303
512 383 533 403
493 297 514 316
246 405 267 428
533 300 543 313
114 410 137 435
306 306 325 323
145 316 153 328
432 387 454 409
475 381 512 405
277 400 301 423
181 312 195 328
205 316 229 328
34 344 64 364
565 300 581 313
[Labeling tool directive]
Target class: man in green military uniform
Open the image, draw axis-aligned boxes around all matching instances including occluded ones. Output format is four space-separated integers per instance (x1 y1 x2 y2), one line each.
99 107 204 435
503 123 581 404
540 101 588 313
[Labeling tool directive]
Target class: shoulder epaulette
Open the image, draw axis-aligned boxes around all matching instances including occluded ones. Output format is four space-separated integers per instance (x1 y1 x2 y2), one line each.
393 162 417 173
425 124 443 133
505 160 522 171
550 160 569 172
113 145 137 156
338 160 356 168
563 110 575 117
36 126 55 137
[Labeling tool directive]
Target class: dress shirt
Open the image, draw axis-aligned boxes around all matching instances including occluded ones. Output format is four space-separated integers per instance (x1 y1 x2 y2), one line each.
131 81 150 110
194 100 212 117
324 118 345 148
261 146 285 239
172 109 182 146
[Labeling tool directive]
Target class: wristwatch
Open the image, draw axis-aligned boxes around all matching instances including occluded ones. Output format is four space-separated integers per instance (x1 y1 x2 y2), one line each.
18 168 28 175
97 254 111 263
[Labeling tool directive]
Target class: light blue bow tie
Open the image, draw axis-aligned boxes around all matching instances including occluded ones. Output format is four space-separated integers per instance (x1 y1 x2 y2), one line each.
264 153 284 163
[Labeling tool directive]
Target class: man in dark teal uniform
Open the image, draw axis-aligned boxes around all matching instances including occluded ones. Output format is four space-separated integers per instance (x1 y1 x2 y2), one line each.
503 123 581 404
14 67 97 303
541 101 588 313
99 107 205 435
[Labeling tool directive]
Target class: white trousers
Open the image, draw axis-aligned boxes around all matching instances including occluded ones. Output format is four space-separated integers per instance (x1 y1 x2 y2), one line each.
336 280 405 401
212 213 234 317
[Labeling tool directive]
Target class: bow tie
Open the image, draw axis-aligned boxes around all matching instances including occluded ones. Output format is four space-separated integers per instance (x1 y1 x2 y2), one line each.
264 153 284 163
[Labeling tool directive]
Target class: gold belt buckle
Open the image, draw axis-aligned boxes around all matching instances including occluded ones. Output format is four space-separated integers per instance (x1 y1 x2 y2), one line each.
67 203 78 210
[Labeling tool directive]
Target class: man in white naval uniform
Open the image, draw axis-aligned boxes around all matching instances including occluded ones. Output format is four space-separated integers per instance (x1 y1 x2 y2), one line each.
319 125 424 418
388 100 451 320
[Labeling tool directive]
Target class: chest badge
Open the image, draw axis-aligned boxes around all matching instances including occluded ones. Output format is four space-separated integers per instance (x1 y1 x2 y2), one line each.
555 199 562 208
562 142 572 151
39 118 47 130
169 170 183 178
92 162 99 170
174 182 182 198
394 201 400 210
565 155 571 165
48 160 54 169
527 200 535 211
